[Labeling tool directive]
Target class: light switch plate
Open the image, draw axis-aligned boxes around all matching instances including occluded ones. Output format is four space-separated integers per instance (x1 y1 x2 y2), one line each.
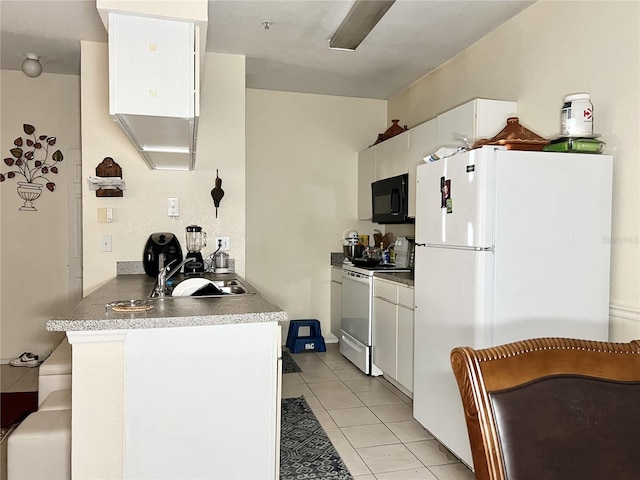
100 235 112 252
167 197 179 217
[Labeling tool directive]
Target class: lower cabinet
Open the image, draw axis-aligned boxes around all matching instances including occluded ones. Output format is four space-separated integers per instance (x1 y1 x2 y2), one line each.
330 266 342 338
396 301 414 391
372 278 414 394
123 323 282 479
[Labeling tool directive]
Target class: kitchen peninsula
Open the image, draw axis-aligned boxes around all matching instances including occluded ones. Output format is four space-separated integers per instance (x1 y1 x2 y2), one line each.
47 273 286 480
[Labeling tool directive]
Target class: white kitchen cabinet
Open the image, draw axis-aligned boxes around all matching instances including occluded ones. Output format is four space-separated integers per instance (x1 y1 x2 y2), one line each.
358 129 410 220
373 280 398 375
359 99 516 221
397 287 415 391
436 98 517 148
372 278 414 394
358 147 376 220
407 118 437 218
122 322 281 479
330 266 343 337
375 131 410 180
109 13 195 118
108 12 199 170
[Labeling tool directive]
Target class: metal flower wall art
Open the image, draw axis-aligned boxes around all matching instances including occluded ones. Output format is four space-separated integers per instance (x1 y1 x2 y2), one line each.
1 124 64 211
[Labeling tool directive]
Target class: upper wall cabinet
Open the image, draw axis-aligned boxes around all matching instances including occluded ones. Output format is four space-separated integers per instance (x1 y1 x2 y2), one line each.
107 12 201 171
436 99 517 148
358 147 376 220
407 119 437 218
357 98 516 221
358 130 410 220
375 132 410 180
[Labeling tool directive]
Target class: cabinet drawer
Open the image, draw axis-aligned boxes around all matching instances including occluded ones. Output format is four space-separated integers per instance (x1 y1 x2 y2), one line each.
374 279 398 302
398 285 414 309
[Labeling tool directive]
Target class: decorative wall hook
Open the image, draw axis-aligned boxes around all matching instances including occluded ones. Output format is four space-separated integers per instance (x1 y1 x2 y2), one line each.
210 169 225 218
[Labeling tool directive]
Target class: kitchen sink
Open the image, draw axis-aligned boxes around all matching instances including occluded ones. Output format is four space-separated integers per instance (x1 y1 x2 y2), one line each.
149 275 256 298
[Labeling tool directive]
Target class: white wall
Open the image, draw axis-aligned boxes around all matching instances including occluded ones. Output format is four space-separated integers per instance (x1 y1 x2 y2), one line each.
0 70 79 360
245 89 386 339
81 43 246 294
388 1 640 340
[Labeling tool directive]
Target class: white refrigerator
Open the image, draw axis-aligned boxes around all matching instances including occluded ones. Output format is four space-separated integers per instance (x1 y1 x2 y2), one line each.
412 146 613 468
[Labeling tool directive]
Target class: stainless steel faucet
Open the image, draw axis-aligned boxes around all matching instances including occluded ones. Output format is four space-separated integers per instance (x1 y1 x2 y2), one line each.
155 257 196 297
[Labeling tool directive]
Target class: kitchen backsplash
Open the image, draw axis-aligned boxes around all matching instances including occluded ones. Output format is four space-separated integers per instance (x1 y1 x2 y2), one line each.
116 260 236 275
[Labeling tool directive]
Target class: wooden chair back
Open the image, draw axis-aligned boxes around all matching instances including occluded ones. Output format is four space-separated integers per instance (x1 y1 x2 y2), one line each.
450 337 640 480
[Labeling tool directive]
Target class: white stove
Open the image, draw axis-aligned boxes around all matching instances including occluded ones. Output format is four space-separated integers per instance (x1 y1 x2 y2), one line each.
340 262 411 375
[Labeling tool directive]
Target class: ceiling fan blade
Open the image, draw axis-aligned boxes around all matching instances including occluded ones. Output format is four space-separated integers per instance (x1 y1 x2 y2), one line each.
329 0 396 51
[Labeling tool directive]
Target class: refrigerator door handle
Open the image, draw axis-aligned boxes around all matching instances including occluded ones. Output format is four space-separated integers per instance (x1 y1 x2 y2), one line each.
416 243 494 252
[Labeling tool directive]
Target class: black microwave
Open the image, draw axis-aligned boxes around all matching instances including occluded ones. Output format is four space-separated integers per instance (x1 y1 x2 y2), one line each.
371 174 413 224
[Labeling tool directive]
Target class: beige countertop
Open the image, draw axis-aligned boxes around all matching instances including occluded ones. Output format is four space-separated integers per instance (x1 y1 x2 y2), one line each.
46 273 287 332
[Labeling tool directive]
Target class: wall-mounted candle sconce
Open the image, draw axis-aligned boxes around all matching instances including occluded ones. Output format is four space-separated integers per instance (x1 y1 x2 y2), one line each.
210 169 224 218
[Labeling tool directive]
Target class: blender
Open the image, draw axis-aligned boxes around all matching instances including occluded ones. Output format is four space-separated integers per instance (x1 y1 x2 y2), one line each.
184 225 207 275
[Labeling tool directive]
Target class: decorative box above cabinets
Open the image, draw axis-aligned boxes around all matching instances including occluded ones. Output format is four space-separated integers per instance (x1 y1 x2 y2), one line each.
107 12 200 171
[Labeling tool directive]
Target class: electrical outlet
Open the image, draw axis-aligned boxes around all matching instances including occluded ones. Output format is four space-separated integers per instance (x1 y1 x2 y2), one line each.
215 237 230 251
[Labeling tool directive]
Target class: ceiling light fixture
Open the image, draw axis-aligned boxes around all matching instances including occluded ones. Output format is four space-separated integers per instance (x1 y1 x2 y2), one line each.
329 0 395 51
22 53 42 78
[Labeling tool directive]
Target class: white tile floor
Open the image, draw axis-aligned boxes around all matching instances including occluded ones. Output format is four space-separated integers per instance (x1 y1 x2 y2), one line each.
282 343 475 480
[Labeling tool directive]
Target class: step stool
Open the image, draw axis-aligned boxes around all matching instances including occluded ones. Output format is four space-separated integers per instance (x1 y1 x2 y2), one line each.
286 319 326 354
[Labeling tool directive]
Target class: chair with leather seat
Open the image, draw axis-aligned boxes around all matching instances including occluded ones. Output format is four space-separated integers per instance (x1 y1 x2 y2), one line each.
450 337 640 480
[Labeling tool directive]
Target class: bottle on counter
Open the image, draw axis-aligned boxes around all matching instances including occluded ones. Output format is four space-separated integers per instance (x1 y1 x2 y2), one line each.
381 242 390 264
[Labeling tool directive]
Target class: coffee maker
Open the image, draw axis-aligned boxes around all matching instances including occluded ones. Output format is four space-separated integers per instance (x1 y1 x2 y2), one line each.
184 225 207 275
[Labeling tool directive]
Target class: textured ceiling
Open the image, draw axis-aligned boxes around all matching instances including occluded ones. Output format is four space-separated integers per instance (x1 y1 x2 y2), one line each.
0 0 534 99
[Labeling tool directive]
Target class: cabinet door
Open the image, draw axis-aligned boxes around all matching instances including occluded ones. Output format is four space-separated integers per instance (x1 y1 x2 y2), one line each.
474 99 517 139
375 132 409 179
436 99 517 148
436 101 475 148
330 268 342 338
373 296 397 377
124 322 280 479
110 13 195 117
408 119 437 218
358 147 376 220
397 305 414 393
